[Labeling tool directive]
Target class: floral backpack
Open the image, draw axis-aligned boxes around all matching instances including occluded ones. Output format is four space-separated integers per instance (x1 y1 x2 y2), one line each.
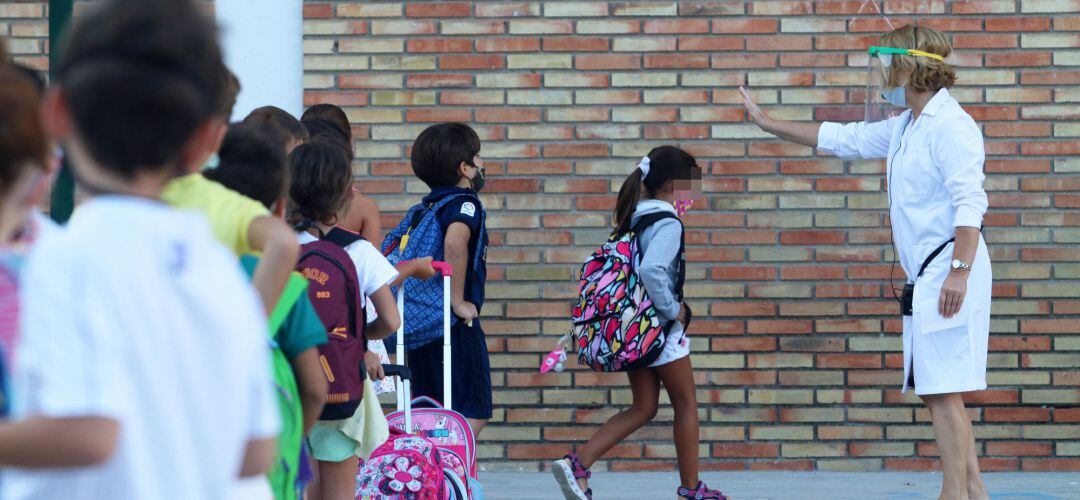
571 212 685 372
357 429 445 499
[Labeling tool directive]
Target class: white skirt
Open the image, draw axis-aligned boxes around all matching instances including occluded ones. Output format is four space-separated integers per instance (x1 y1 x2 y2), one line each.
902 239 992 395
649 321 690 367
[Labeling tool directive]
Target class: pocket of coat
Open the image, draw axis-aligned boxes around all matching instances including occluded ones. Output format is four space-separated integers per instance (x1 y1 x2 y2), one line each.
899 146 939 201
917 294 970 334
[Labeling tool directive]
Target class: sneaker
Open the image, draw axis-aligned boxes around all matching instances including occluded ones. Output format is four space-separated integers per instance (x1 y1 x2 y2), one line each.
551 454 592 500
677 481 728 500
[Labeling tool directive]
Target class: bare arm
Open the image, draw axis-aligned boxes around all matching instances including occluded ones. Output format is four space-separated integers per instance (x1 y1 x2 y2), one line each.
0 416 118 468
289 348 327 435
364 285 400 340
238 437 277 477
247 216 300 315
390 257 436 288
444 222 477 323
739 86 821 148
343 192 382 242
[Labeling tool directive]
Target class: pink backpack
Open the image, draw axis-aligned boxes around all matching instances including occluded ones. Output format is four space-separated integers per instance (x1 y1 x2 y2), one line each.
357 429 445 499
385 396 477 498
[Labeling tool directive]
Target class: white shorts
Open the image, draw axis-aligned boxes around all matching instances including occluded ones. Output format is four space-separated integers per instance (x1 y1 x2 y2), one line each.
649 321 689 367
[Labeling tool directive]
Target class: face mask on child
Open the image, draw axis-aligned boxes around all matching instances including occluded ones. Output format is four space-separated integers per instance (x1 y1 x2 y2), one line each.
468 164 486 192
674 198 694 217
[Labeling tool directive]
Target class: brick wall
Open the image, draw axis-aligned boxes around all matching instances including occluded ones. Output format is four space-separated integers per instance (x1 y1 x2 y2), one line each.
7 0 1078 472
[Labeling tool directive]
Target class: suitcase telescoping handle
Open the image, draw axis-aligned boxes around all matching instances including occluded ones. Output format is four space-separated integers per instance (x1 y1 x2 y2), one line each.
394 261 454 415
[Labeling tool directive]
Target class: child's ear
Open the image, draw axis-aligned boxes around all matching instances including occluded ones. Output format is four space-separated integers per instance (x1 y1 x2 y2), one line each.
458 161 471 179
179 119 225 175
271 197 287 218
40 87 73 142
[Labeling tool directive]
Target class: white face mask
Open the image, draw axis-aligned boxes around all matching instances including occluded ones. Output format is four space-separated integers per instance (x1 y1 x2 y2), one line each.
883 86 907 108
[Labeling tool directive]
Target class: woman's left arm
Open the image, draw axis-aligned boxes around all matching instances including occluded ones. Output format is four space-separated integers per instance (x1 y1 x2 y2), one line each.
932 115 988 318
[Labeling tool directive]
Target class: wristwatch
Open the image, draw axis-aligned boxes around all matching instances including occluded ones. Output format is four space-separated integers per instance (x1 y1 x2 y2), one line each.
951 259 972 271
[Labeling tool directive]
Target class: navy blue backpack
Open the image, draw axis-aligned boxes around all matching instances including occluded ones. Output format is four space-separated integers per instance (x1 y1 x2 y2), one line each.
382 193 486 351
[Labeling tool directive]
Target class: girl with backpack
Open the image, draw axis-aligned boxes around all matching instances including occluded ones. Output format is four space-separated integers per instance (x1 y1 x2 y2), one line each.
288 140 400 500
552 146 728 500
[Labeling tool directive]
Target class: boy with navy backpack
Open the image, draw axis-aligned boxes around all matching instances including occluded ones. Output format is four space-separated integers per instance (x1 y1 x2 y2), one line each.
383 123 492 434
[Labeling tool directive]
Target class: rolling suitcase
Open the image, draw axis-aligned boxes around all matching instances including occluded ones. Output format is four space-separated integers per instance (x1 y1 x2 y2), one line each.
359 262 482 500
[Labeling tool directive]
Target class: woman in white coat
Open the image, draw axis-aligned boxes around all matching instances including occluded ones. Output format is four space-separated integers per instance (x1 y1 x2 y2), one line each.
740 26 990 500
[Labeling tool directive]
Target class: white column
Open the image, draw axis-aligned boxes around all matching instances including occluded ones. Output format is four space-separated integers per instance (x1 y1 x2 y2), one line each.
216 0 304 121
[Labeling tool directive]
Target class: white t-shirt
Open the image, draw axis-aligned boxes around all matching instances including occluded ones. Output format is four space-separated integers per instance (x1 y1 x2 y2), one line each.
296 231 399 310
3 196 279 500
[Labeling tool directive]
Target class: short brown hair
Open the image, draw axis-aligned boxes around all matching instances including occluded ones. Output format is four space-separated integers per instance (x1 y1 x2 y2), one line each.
0 67 48 194
880 25 956 92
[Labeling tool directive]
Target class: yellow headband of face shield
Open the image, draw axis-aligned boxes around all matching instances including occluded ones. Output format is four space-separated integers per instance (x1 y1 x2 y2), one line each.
868 46 946 67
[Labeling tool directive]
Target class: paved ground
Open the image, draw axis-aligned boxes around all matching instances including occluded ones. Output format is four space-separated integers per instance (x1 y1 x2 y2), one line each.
481 471 1080 499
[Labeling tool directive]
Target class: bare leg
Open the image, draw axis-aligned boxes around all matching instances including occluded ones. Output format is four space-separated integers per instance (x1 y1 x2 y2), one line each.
468 418 488 436
966 423 989 500
654 356 699 490
922 393 972 500
313 457 360 500
575 368 661 490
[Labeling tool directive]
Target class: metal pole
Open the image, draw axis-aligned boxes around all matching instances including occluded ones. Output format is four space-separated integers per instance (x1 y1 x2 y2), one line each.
48 0 75 223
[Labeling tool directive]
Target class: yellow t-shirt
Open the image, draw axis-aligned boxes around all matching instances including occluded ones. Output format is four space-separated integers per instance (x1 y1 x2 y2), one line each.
161 173 270 255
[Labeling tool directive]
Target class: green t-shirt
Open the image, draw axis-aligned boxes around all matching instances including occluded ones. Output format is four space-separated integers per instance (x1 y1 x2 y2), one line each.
239 255 327 358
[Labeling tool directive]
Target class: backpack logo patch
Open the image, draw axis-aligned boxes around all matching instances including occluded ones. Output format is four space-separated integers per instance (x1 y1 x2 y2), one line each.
302 267 330 286
460 202 476 217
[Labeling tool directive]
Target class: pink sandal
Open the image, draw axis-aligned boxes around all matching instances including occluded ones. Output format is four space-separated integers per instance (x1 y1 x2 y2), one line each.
677 481 729 499
551 454 592 500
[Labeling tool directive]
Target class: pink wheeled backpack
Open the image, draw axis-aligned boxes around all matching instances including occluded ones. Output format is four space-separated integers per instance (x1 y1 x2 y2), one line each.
356 263 482 499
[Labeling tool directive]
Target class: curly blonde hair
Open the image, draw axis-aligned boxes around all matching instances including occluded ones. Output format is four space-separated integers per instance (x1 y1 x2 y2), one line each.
880 25 956 92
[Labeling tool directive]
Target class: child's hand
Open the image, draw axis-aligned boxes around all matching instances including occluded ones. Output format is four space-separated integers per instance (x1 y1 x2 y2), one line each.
452 301 478 326
676 302 689 326
364 351 385 381
410 257 437 281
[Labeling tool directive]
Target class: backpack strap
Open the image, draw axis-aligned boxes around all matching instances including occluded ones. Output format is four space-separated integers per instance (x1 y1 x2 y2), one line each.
630 212 686 300
323 226 363 249
267 273 309 334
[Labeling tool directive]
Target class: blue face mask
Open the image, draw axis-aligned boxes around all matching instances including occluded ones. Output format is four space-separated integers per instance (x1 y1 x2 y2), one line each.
883 86 907 108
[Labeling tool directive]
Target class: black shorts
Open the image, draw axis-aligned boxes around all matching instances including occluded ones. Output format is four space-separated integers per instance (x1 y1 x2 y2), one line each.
406 318 493 420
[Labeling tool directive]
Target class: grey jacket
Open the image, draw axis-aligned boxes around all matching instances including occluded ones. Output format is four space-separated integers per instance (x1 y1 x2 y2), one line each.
630 199 683 321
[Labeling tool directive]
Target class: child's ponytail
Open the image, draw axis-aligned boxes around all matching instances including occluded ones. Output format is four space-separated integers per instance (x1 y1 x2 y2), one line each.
613 165 645 237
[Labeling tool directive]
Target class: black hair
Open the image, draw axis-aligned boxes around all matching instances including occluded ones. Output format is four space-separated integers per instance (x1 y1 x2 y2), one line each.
410 122 481 188
613 145 701 236
54 0 225 178
302 118 352 160
203 123 287 209
288 139 353 227
243 106 310 153
301 103 351 141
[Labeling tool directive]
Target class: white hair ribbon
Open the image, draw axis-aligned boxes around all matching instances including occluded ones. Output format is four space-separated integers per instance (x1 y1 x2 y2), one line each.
636 156 651 179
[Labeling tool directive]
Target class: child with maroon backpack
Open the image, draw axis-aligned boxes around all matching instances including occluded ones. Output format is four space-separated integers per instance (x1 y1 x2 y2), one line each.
288 139 400 500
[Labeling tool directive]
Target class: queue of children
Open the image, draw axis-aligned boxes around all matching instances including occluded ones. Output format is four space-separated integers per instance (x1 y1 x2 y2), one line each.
0 1 767 500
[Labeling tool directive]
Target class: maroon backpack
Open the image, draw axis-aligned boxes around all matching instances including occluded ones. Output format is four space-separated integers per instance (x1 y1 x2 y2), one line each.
296 226 367 420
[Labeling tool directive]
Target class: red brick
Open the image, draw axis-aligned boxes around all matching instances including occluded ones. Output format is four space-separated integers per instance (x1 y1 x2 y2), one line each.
643 54 709 69
405 108 471 122
712 18 778 34
439 54 504 70
303 3 333 19
987 17 1051 32
405 2 470 18
544 37 609 52
986 442 1052 457
644 19 710 34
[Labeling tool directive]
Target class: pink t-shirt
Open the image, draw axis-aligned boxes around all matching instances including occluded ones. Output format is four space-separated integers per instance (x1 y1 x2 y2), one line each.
0 262 19 366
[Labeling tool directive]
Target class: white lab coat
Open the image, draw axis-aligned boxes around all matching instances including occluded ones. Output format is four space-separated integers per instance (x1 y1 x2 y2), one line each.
818 88 991 395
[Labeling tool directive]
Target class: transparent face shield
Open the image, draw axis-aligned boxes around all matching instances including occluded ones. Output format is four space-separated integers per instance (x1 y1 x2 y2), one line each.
865 46 946 123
